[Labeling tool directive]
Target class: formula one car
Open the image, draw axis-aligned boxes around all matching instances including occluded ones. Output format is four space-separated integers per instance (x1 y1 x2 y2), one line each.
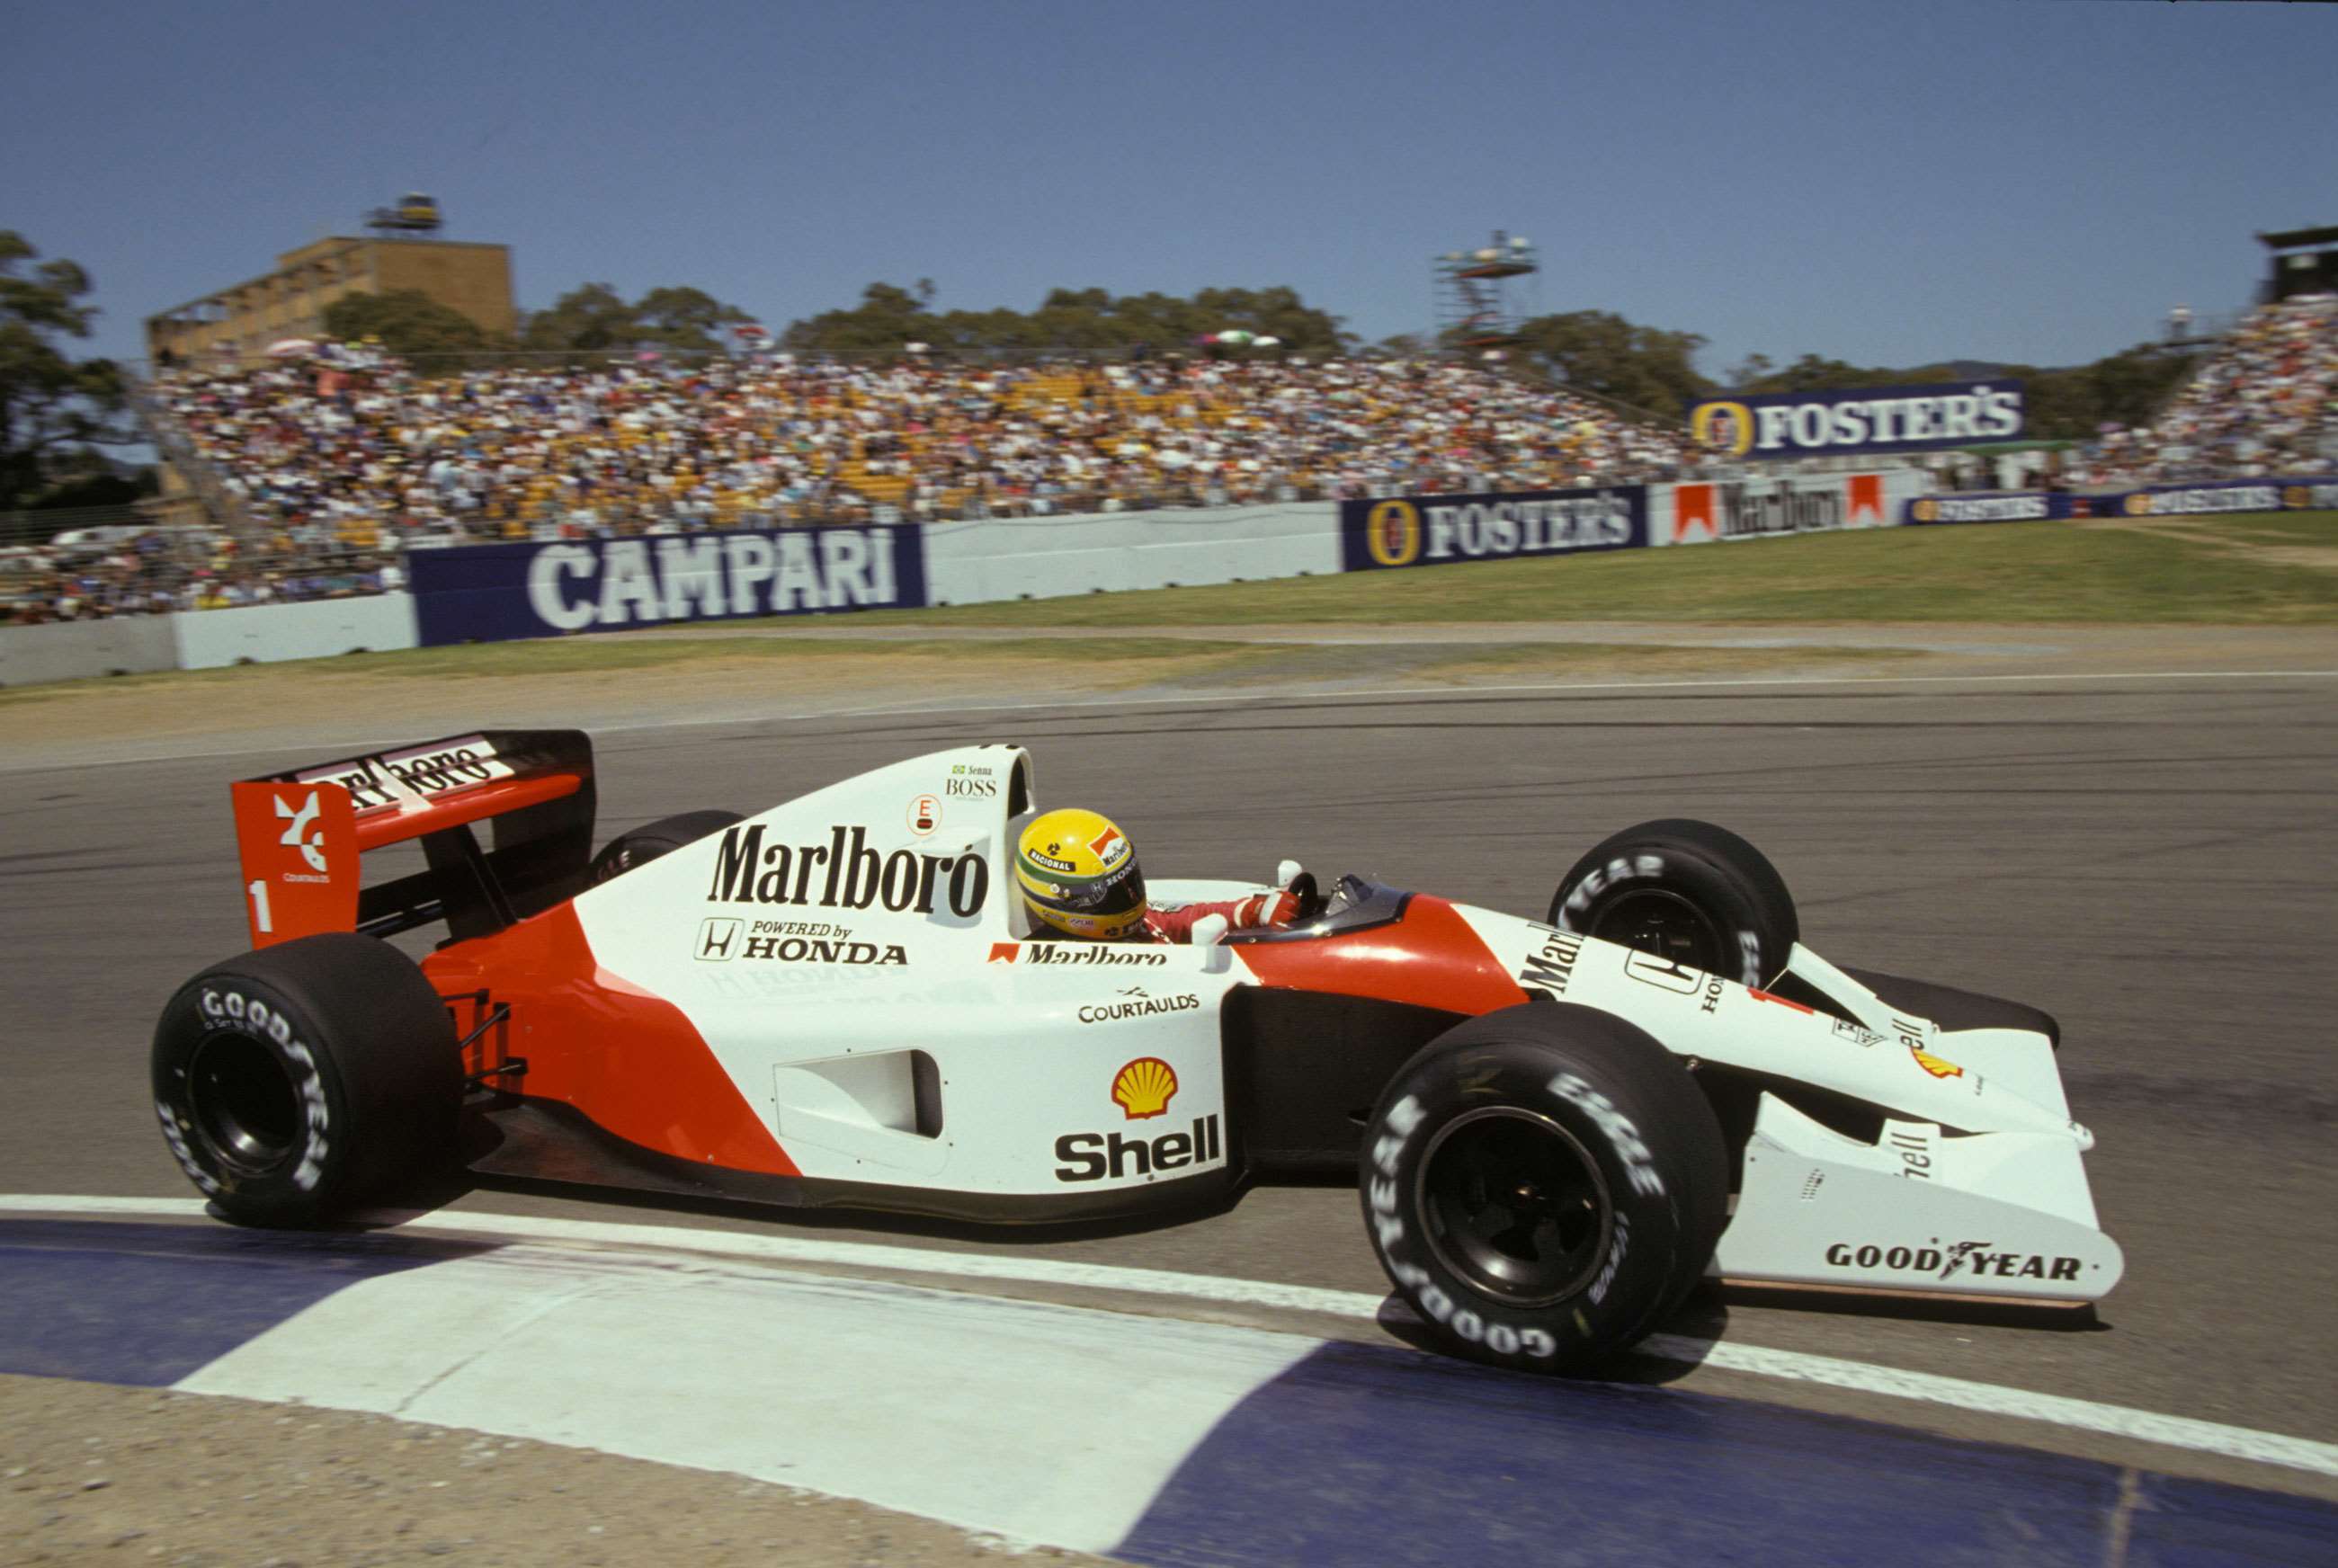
153 731 2124 1371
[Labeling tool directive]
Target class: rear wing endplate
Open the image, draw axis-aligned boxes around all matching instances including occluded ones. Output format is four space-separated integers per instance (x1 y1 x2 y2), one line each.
231 730 597 948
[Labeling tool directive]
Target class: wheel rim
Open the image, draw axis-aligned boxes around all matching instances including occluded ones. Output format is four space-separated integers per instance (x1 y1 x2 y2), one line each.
1589 887 1728 975
1416 1107 1613 1309
187 1032 301 1176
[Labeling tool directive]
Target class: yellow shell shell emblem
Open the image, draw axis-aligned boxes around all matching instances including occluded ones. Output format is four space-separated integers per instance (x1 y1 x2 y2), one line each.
1910 1047 1965 1080
1112 1056 1180 1120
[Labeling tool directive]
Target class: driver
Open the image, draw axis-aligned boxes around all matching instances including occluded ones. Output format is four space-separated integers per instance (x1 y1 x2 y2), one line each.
1015 808 1299 942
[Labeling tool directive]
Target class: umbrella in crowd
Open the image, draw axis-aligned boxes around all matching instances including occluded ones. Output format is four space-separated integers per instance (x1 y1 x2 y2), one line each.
265 338 317 359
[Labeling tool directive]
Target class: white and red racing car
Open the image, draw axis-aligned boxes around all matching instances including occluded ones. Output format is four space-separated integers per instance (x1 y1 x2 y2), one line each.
153 731 2123 1370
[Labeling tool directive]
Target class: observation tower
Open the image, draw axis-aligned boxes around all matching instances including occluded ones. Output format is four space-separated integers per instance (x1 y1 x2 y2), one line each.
1435 231 1539 352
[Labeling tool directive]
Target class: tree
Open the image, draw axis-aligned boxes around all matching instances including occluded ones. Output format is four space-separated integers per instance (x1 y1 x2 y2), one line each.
779 281 1353 361
0 230 134 511
1372 332 1436 360
2020 344 2196 440
781 281 932 356
632 286 753 352
520 282 644 355
1511 310 1713 418
322 289 495 363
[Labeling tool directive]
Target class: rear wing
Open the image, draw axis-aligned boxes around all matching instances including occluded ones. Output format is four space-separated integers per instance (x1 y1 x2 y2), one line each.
230 730 597 948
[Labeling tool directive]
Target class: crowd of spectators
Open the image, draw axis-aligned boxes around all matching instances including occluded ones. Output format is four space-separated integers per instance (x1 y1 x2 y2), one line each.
2071 295 2338 486
1 520 404 626
22 303 2334 626
139 345 1692 549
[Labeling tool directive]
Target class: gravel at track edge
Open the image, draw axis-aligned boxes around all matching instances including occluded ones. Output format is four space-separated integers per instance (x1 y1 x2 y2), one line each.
0 1374 1118 1568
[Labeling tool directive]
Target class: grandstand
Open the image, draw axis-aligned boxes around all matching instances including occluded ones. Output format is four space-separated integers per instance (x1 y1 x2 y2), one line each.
2073 292 2337 486
17 220 2334 628
134 350 1688 554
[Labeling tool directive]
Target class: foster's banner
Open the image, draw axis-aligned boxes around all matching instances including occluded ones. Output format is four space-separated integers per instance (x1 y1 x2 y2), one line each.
1687 382 2026 461
1906 493 2075 525
2111 478 2336 517
1905 477 2338 526
409 526 928 645
1340 486 1647 572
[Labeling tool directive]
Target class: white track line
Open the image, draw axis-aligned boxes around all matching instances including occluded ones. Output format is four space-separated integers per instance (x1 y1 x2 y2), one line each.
9 1195 2336 1479
595 665 2338 735
8 667 2330 776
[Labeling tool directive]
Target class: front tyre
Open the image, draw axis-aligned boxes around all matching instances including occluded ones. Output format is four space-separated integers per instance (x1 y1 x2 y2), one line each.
1361 1003 1726 1374
1549 818 1798 987
151 933 460 1225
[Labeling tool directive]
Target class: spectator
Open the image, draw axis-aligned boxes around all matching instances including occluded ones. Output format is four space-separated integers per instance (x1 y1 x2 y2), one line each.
144 345 1697 546
2075 295 2337 486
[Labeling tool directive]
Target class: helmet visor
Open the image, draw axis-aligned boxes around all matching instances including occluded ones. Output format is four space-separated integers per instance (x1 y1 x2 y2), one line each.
1054 861 1145 917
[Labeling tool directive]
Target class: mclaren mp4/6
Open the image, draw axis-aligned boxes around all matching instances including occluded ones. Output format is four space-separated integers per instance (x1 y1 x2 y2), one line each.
152 730 2124 1371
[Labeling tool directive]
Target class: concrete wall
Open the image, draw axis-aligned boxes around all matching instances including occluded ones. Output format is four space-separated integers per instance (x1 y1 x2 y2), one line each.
173 593 420 670
922 503 1339 607
0 616 180 687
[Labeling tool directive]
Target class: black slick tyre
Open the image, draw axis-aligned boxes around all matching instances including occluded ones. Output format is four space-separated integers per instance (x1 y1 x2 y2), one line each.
587 809 744 886
1549 818 1798 987
1360 1002 1727 1374
151 933 460 1225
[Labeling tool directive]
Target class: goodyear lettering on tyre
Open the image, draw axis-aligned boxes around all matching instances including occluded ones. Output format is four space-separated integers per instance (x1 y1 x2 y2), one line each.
172 985 334 1192
1362 1092 1560 1360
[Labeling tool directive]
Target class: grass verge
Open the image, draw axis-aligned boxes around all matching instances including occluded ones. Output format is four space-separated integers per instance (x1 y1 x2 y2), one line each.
860 511 2338 628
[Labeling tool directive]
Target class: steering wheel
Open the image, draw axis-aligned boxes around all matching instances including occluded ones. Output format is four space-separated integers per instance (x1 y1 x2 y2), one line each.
1285 870 1327 925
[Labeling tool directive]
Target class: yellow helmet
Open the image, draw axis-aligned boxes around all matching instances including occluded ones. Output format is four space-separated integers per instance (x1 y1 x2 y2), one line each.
1015 807 1147 939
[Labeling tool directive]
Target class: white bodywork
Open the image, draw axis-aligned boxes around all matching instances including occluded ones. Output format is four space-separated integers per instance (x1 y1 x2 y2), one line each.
569 744 2121 1303
1445 912 2123 1303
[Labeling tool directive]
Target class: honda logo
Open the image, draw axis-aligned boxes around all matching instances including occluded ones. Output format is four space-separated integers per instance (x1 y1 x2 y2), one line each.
697 917 743 961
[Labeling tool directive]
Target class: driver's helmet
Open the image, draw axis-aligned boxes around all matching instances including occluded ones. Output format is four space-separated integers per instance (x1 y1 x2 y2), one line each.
1015 807 1147 939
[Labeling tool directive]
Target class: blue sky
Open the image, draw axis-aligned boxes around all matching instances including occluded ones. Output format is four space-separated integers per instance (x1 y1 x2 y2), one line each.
8 0 2331 379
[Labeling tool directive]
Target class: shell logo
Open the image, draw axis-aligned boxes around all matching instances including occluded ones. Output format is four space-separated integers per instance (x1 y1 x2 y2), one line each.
1910 1047 1965 1080
1912 498 1940 522
1112 1056 1180 1120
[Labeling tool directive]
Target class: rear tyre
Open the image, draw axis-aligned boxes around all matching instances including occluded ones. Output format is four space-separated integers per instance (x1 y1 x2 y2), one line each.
151 933 460 1225
1360 1002 1727 1374
587 809 744 886
1549 818 1798 987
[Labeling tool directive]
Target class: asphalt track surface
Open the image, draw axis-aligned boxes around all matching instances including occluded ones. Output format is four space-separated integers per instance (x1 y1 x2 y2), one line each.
5 672 2334 1501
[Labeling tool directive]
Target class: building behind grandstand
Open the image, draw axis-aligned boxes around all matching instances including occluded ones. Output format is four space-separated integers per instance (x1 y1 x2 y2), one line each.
143 215 513 367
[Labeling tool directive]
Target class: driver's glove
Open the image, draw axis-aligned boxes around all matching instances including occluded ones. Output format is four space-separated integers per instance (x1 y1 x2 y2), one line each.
1231 862 1305 931
1228 889 1300 929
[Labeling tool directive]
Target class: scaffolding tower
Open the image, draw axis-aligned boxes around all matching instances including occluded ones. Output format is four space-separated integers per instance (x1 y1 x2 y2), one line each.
365 192 443 239
1435 231 1539 351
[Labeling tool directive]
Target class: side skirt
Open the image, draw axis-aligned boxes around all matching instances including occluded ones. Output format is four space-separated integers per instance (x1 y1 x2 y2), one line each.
465 1099 1245 1226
